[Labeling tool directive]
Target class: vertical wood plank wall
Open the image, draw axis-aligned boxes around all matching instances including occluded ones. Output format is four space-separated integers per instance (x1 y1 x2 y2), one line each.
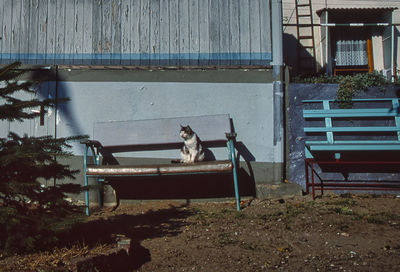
0 0 272 66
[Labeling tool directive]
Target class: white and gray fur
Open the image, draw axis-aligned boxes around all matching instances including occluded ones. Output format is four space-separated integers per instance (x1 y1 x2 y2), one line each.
179 125 205 163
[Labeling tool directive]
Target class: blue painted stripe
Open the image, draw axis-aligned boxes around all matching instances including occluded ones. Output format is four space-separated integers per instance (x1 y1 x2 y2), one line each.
0 52 272 65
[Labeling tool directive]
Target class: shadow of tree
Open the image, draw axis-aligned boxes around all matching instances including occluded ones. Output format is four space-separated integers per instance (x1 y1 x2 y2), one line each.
56 204 195 270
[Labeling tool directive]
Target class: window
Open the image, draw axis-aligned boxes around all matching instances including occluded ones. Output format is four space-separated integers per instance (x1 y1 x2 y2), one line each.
331 27 372 75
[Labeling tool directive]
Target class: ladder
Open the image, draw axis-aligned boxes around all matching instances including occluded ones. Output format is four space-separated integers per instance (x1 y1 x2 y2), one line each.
295 0 316 74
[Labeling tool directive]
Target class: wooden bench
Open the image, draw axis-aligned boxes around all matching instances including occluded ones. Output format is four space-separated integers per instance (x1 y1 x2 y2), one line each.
302 98 400 198
81 114 240 215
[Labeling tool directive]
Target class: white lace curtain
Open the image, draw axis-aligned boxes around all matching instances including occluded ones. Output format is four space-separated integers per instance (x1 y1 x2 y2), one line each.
335 40 368 66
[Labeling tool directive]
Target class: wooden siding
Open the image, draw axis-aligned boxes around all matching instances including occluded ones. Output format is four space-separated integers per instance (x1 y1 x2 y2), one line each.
0 0 272 66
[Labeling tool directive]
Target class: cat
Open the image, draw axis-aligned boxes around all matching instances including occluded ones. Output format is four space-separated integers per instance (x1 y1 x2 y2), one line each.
178 125 205 163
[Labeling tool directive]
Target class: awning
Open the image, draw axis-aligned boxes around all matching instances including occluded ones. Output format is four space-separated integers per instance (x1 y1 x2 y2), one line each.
317 7 397 17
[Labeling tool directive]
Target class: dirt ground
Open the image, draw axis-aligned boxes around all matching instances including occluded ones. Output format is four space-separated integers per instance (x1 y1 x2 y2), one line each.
1 193 400 271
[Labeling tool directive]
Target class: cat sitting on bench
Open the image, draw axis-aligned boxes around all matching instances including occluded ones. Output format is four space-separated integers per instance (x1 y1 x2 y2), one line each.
176 125 205 163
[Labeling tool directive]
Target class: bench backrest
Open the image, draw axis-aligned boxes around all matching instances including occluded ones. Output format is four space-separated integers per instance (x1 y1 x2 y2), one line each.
93 114 232 149
303 98 400 144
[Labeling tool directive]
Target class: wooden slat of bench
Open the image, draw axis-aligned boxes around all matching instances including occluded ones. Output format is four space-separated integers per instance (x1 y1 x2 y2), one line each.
306 143 400 151
302 98 399 103
306 140 400 145
93 114 231 148
303 109 397 118
86 160 233 176
304 126 400 133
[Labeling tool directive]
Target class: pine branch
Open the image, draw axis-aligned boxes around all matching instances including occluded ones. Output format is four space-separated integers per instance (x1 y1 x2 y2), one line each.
0 62 88 253
0 62 21 79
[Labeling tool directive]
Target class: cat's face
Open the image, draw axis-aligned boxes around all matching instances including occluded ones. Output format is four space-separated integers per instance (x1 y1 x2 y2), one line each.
180 125 193 139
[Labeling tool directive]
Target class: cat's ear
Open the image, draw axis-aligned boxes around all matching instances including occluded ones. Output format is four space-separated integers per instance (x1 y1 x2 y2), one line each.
180 125 184 129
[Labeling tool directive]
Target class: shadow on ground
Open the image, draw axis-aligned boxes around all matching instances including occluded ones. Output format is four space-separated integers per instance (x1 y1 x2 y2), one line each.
56 204 195 270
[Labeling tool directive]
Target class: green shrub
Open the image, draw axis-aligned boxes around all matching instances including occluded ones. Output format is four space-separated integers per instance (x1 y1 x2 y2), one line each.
336 72 389 108
293 71 391 108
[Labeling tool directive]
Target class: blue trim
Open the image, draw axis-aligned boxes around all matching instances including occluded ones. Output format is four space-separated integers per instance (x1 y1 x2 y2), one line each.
0 52 272 66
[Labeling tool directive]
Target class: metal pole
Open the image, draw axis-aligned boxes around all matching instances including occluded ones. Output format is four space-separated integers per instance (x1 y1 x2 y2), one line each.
84 146 89 216
54 65 58 140
325 0 328 74
272 0 285 183
392 25 396 82
53 65 58 187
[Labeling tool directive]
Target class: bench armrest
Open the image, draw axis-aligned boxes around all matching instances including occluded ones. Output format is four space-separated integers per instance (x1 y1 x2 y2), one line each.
80 139 102 148
225 132 237 140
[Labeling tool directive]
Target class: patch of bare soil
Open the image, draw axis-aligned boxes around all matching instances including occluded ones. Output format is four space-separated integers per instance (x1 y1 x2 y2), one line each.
1 194 400 271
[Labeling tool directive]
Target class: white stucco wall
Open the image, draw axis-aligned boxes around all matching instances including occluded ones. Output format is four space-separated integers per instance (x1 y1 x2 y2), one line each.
54 81 281 164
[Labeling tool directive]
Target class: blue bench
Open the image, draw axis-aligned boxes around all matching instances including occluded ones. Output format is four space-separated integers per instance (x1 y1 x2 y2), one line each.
81 114 240 215
302 98 400 198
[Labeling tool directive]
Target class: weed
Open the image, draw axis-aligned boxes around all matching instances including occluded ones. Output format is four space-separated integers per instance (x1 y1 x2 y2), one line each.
233 212 244 219
357 194 372 199
240 242 265 252
325 198 357 207
259 211 284 221
351 214 364 221
356 194 381 199
371 194 382 198
292 74 343 84
50 213 87 232
338 223 350 231
192 210 212 226
366 212 399 225
217 233 238 246
220 208 233 214
328 206 355 216
258 203 313 228
285 202 313 217
328 207 342 214
191 208 202 214
366 216 385 225
340 207 354 215
279 202 315 229
340 193 353 199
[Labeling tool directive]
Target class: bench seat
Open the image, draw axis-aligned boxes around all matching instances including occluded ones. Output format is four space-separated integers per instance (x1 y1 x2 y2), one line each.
86 160 233 176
